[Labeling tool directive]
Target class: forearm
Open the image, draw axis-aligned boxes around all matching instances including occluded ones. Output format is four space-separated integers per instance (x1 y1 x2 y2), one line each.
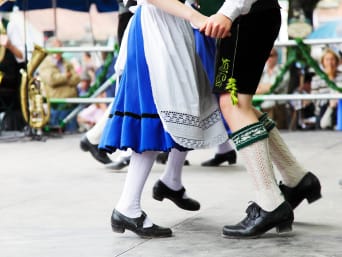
218 0 258 21
147 0 200 22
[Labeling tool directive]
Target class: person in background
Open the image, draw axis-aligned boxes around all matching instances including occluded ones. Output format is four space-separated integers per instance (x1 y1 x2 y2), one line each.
38 37 80 133
255 47 289 130
77 92 107 133
81 51 96 83
77 71 92 97
79 0 136 166
289 71 316 130
0 10 26 130
311 48 342 130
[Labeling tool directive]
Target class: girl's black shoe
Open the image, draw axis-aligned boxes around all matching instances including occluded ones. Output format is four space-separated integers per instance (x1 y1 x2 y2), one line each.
279 172 322 209
111 209 172 238
153 180 200 211
222 201 294 239
201 150 237 167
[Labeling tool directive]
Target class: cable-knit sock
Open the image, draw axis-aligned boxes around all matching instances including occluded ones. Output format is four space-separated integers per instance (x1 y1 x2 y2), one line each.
232 122 284 211
259 113 306 187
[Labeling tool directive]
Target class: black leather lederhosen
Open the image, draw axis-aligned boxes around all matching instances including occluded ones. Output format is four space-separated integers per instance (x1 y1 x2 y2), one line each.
213 0 281 95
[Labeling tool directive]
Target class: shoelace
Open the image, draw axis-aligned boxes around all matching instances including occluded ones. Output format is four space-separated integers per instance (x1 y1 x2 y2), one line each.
245 202 261 220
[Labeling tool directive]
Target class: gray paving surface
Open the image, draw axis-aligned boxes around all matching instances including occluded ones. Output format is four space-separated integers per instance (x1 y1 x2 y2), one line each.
0 130 341 257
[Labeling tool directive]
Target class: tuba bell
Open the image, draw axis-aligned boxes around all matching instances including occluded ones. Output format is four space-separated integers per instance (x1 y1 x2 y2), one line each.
0 19 6 63
20 44 50 129
0 19 6 83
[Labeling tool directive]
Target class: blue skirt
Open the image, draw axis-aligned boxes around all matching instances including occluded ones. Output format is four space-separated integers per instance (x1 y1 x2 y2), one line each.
100 6 228 154
100 8 182 153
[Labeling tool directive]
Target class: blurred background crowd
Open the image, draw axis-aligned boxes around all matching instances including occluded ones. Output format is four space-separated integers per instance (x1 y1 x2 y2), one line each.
1 0 342 136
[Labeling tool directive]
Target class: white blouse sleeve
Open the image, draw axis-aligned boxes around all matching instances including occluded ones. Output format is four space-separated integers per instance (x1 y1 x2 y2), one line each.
218 0 259 22
6 19 25 63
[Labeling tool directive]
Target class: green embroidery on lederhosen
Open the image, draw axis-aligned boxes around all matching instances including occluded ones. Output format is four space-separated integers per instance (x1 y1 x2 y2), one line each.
214 57 238 106
215 57 230 88
215 20 241 106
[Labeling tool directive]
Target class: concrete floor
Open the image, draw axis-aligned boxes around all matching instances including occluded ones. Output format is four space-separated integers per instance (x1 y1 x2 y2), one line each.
0 130 341 257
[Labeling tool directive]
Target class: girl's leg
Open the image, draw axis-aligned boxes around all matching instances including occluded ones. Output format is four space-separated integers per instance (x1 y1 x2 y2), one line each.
201 140 237 167
153 148 200 211
115 151 158 227
112 150 172 238
159 148 187 191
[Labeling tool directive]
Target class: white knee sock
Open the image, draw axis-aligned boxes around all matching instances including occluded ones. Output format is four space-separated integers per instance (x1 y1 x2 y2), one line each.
239 139 285 212
216 140 235 154
160 149 187 191
86 102 112 144
115 151 158 228
268 127 306 187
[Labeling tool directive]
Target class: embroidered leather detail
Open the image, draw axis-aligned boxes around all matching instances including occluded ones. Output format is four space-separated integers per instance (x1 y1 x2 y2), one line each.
215 58 230 88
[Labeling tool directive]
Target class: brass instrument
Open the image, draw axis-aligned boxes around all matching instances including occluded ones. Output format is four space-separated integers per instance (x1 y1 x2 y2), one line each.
20 44 50 129
0 20 6 63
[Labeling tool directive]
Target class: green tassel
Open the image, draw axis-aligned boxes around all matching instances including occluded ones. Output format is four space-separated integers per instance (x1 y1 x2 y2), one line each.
226 77 238 105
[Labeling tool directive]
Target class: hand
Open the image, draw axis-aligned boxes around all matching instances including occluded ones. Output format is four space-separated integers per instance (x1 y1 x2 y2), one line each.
200 14 232 38
190 12 207 29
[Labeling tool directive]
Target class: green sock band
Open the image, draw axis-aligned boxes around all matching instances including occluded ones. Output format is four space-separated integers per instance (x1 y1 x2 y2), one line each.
231 122 269 150
259 112 276 132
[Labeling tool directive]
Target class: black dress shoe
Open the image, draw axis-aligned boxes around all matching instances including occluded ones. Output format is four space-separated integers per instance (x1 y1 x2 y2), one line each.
80 136 112 164
279 172 322 210
106 157 130 170
111 209 172 238
201 150 237 167
156 152 190 165
222 201 294 239
152 180 200 211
